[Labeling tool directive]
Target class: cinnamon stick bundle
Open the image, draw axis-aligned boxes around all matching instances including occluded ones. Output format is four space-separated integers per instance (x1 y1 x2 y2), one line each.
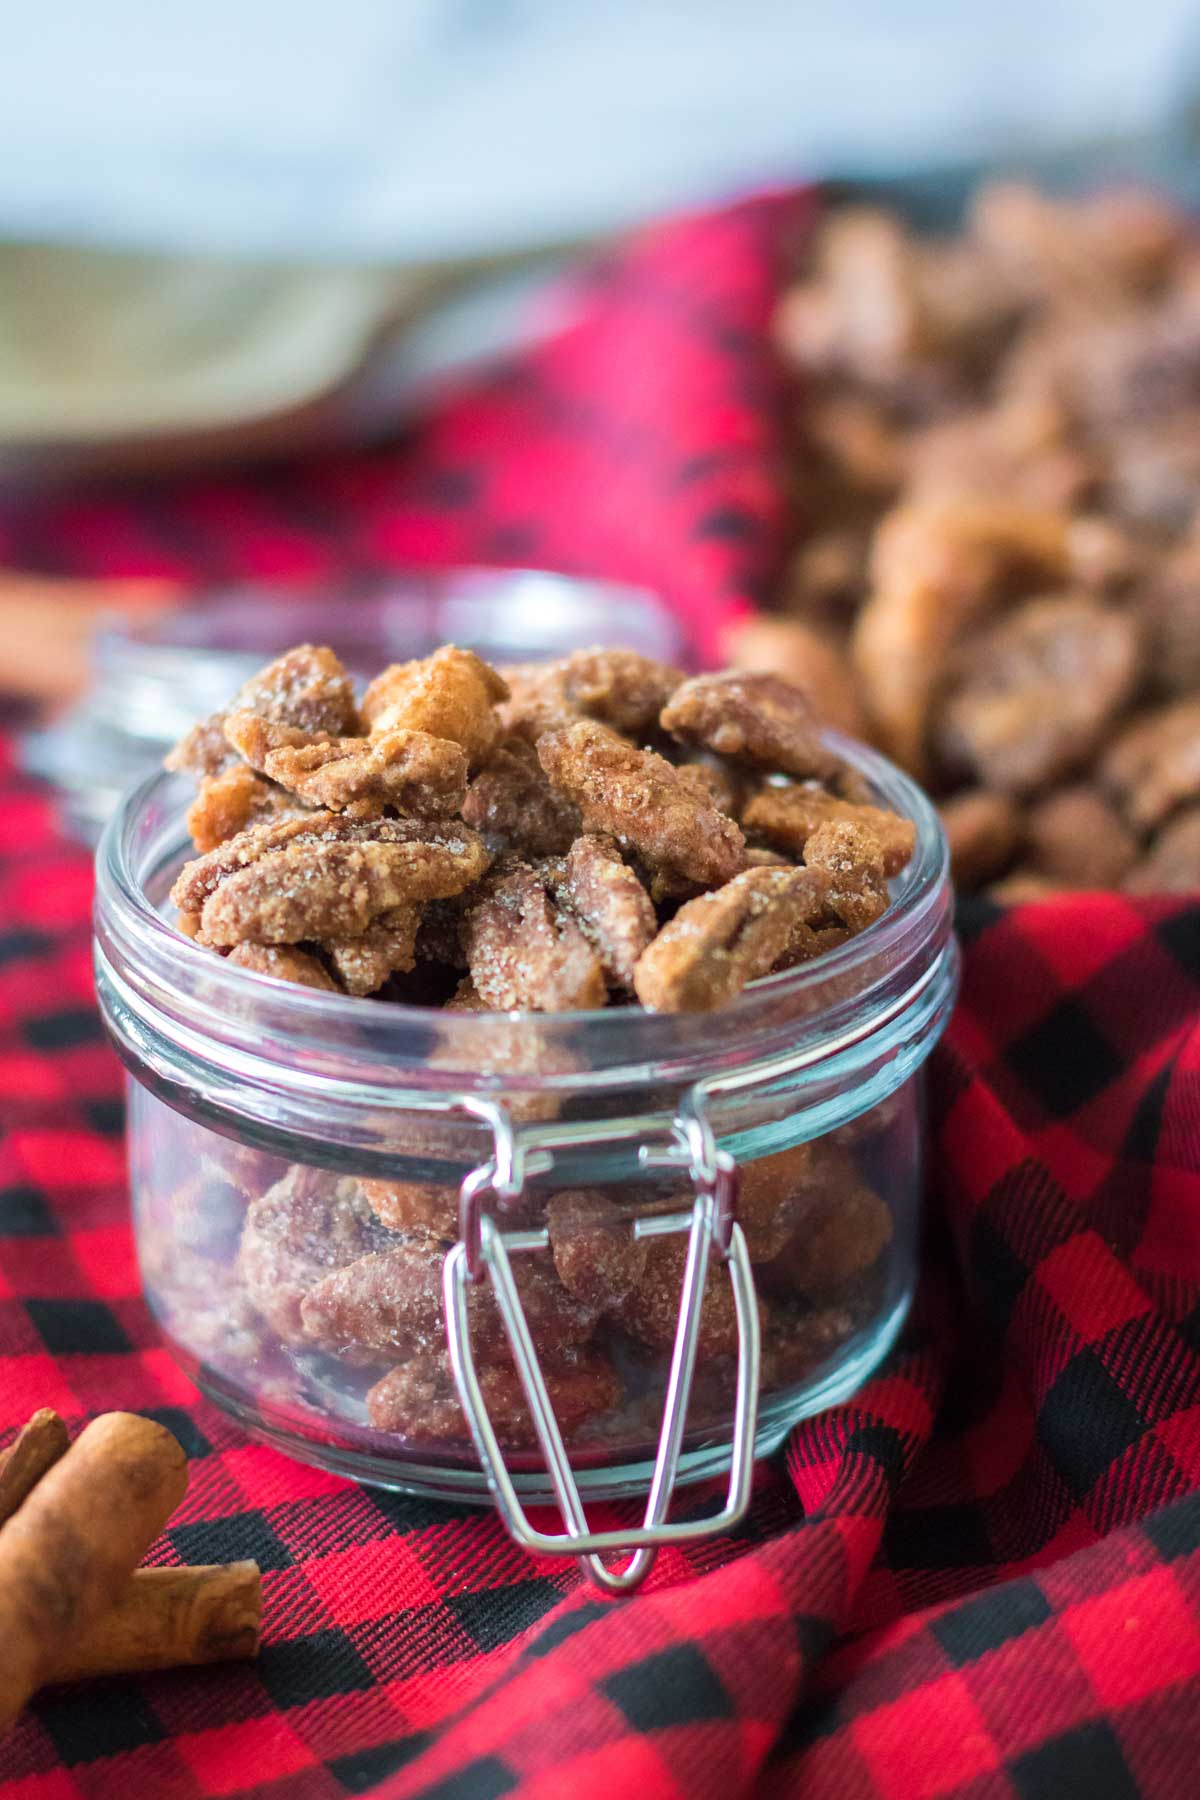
0 1412 189 1730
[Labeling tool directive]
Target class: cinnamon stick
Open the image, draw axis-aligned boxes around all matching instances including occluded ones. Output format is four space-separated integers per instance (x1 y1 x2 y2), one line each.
0 1412 189 1730
49 1562 262 1683
0 1410 69 1526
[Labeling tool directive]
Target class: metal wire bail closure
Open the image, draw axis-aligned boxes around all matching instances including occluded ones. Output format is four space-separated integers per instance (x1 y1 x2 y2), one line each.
442 1105 761 1596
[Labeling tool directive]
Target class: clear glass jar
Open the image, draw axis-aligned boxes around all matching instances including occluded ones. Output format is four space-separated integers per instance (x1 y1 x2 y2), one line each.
94 735 956 1582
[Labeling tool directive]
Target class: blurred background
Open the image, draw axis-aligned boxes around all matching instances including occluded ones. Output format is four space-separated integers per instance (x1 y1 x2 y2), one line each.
6 0 1200 863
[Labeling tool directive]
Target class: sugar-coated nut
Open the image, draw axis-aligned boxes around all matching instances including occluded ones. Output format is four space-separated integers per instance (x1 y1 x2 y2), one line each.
322 906 422 995
197 825 489 946
723 616 867 737
611 1235 764 1360
365 1345 622 1445
735 1140 815 1260
661 670 840 779
360 645 507 768
226 943 341 991
1123 807 1200 893
300 1230 599 1362
546 1190 648 1309
744 784 916 875
463 736 582 857
238 1170 393 1359
186 765 301 853
172 813 486 915
233 645 360 737
547 835 657 991
1101 700 1200 832
225 712 469 819
673 758 744 818
939 790 1023 889
1025 786 1138 888
537 719 745 888
633 864 837 1013
802 819 890 932
757 1145 892 1298
934 596 1143 795
360 1177 458 1236
852 499 1072 774
463 859 606 1011
498 647 684 741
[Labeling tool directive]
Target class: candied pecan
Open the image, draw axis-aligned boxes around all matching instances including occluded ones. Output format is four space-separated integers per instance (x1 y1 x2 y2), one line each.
226 710 468 818
935 596 1143 794
1025 787 1138 888
774 208 930 384
970 181 1183 310
802 819 890 932
300 1230 598 1363
360 645 507 767
611 1235 763 1360
322 905 422 996
166 713 237 778
763 1174 892 1301
235 643 360 735
537 719 744 889
226 943 340 991
904 397 1095 513
238 1169 392 1355
462 859 605 1012
672 757 744 818
1102 701 1200 831
186 764 302 853
1142 531 1200 694
735 1140 815 1261
661 670 838 781
1124 809 1200 893
939 790 1023 890
365 1346 621 1444
173 813 367 913
1108 416 1200 534
743 783 915 876
462 736 582 856
723 617 867 737
546 1190 647 1309
174 815 487 918
852 498 1074 772
547 835 656 991
499 646 684 742
633 865 839 1013
201 830 488 947
360 1177 457 1236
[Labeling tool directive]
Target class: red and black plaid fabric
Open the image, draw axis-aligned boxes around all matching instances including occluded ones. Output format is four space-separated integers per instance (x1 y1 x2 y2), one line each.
1 195 1200 1799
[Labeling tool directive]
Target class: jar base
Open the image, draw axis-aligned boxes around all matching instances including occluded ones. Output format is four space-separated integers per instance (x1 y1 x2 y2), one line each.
191 1291 911 1509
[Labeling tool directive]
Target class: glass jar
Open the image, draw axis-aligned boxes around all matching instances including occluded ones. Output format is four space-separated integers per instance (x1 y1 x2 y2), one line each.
94 735 956 1589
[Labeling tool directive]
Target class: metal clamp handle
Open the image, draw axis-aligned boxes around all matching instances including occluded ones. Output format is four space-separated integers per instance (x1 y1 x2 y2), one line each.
443 1106 760 1596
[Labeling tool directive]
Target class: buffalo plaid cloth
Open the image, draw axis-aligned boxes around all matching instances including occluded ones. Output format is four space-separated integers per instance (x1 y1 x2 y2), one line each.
0 194 1199 1800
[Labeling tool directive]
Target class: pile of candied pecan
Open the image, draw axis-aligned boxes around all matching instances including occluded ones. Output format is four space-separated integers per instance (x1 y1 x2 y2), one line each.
757 180 1200 897
166 642 915 1011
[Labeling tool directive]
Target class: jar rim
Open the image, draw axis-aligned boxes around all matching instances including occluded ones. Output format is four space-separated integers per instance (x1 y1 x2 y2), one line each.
94 731 953 1098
